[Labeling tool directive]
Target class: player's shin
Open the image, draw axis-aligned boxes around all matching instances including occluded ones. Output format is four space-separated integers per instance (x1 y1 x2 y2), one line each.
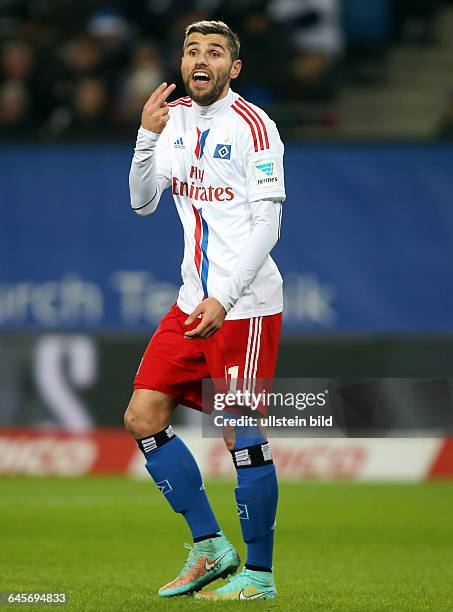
136 426 220 540
230 424 278 572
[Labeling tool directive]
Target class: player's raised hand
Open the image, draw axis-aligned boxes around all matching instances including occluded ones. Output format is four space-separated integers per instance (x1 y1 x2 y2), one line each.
184 298 227 340
141 82 176 133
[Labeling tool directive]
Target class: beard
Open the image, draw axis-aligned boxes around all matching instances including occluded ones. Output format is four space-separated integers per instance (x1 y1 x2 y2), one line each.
183 68 231 106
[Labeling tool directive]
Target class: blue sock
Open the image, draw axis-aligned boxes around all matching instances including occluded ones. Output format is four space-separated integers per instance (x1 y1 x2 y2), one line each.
231 424 278 572
137 428 220 540
234 422 266 450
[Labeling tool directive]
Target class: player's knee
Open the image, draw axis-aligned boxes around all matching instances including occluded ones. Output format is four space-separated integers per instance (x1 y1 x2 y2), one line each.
124 390 175 438
223 421 267 451
123 405 139 435
222 424 236 451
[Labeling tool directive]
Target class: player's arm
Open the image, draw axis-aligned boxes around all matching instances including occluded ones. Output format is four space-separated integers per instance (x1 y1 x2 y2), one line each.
212 198 282 312
129 82 175 215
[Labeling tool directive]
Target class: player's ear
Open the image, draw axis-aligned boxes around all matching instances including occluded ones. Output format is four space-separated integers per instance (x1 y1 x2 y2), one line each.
230 59 242 81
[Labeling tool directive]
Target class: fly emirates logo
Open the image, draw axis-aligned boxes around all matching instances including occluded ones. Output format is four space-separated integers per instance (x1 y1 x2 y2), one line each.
172 165 235 203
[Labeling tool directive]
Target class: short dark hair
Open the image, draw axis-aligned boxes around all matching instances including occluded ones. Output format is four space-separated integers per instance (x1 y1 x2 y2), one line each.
184 20 240 61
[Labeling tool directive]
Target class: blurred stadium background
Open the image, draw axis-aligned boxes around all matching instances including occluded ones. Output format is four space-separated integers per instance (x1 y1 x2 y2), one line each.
1 0 453 480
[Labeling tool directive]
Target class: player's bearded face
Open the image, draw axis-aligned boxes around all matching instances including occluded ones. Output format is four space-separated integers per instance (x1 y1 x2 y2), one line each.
183 62 231 106
182 34 240 106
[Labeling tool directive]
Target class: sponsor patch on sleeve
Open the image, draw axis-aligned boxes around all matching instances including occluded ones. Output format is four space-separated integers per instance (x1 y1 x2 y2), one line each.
253 159 281 190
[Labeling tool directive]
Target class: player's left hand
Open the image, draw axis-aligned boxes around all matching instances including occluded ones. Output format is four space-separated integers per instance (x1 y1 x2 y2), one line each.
184 298 227 339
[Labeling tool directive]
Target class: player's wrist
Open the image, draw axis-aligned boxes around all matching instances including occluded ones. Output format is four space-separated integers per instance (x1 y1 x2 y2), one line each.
138 126 161 141
210 293 235 315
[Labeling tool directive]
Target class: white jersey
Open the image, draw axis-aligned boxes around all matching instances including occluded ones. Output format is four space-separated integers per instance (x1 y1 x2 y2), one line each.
154 88 286 319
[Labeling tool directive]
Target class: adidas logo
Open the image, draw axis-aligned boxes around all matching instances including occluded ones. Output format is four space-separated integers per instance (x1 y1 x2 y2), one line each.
174 137 185 149
256 162 273 176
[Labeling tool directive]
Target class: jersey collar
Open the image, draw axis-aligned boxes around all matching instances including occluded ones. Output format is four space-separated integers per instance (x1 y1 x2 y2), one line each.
191 89 234 120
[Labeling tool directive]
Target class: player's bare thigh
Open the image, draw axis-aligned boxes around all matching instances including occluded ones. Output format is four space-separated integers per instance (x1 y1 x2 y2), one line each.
124 389 178 439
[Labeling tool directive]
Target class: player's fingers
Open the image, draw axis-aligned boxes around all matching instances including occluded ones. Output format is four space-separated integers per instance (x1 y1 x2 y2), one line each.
149 82 168 101
184 328 201 339
184 331 199 340
145 83 168 108
184 317 212 338
160 83 176 102
184 319 205 336
200 324 219 339
185 303 204 326
158 105 170 115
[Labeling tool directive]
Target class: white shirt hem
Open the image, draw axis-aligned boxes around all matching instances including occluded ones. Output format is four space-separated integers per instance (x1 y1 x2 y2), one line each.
176 297 283 320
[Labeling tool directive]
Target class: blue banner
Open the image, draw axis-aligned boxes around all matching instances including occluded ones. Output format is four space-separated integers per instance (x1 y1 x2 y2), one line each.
1 144 452 333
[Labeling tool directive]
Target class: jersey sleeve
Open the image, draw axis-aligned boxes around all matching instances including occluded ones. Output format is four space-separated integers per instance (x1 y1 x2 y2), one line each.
155 122 172 185
239 111 286 204
129 123 173 214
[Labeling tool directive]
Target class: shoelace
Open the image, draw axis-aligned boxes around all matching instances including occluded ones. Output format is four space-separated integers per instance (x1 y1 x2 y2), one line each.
179 543 197 575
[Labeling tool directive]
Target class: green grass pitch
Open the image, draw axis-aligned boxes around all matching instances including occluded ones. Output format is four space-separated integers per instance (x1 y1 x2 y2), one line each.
1 477 453 611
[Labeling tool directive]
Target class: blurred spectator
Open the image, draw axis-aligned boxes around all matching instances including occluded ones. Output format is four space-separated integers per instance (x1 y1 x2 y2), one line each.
119 42 163 124
0 38 45 123
44 8 134 140
64 35 103 78
436 91 453 141
50 35 103 110
226 7 290 106
1 38 34 80
51 77 115 140
86 8 132 81
267 0 344 101
0 80 32 138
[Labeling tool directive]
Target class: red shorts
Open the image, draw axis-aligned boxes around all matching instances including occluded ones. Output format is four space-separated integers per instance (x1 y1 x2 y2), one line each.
134 303 282 414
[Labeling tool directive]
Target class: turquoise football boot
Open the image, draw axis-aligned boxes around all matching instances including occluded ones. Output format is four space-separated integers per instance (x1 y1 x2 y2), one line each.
158 532 240 597
194 566 277 600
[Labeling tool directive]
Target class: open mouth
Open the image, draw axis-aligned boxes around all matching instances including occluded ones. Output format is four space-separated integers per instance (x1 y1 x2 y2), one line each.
192 71 211 86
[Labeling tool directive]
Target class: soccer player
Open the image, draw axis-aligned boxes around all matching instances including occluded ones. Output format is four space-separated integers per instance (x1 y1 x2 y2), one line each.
125 20 285 601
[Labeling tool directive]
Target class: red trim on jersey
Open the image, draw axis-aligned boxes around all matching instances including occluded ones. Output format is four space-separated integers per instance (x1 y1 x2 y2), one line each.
168 102 192 107
237 98 269 150
231 103 258 152
192 205 202 273
239 97 270 149
236 99 264 150
168 96 192 107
